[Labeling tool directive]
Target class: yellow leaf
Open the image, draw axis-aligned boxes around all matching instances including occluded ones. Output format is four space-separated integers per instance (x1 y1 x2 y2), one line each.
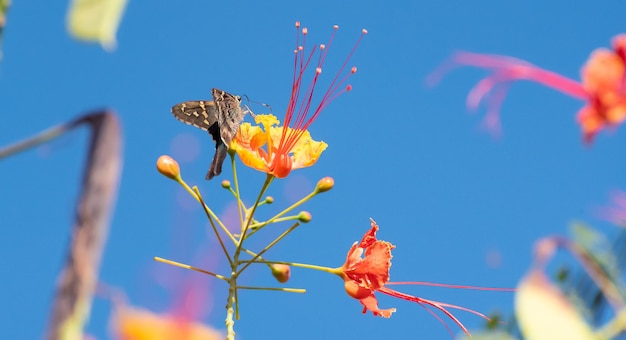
516 270 598 340
67 0 127 51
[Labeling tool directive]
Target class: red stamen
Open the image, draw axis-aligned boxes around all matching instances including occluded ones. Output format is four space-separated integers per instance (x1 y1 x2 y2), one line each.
380 287 489 338
273 22 366 172
386 281 515 291
380 287 471 336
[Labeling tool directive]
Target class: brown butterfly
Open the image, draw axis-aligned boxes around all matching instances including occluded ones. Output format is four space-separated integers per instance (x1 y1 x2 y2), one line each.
171 88 247 180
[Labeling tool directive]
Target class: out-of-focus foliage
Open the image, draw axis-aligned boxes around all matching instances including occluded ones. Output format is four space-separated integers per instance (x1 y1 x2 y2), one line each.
66 0 127 51
569 223 626 326
466 224 626 339
461 331 519 340
0 0 9 61
516 270 596 340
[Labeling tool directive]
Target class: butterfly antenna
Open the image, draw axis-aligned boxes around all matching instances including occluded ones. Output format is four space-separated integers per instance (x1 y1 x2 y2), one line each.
242 94 272 116
243 104 256 118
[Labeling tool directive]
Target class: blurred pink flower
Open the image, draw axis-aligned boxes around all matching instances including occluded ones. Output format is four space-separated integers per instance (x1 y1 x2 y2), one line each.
431 34 626 143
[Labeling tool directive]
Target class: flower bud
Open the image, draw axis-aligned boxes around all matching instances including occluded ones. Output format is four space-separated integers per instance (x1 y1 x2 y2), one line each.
156 155 180 180
264 196 274 204
316 176 334 193
270 264 291 283
221 180 231 189
298 211 312 223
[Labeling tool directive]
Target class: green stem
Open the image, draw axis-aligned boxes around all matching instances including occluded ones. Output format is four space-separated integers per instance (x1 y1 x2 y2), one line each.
237 286 306 293
185 185 236 244
247 188 316 238
235 174 273 254
226 174 273 324
194 187 233 266
237 222 300 276
230 152 246 230
239 259 342 276
153 257 228 281
225 279 236 340
286 261 342 276
248 215 302 230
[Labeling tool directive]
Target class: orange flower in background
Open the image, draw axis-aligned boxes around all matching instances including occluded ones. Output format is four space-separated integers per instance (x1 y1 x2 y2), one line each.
231 22 366 178
336 219 496 337
431 34 626 143
106 267 220 340
112 304 222 340
231 114 328 178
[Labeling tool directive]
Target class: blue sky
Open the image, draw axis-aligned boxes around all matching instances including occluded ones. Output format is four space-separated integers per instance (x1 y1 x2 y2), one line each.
1 1 626 339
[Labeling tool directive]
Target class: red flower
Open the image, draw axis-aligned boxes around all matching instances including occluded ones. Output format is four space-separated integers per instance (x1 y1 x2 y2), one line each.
339 219 495 337
341 219 396 317
431 34 626 143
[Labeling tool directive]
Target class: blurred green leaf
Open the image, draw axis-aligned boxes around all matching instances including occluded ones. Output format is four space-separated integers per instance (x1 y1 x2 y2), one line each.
66 0 127 51
459 331 519 340
0 0 9 62
569 222 626 322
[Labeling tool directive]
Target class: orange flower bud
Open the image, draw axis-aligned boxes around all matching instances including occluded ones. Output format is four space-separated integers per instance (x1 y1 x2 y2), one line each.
156 155 180 180
270 264 291 283
221 180 231 189
316 176 334 193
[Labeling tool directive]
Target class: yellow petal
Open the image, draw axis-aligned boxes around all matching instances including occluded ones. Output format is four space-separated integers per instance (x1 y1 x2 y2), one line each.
67 0 127 51
254 114 280 130
268 127 311 153
234 148 270 173
232 123 262 150
291 129 313 149
515 270 596 340
292 139 327 169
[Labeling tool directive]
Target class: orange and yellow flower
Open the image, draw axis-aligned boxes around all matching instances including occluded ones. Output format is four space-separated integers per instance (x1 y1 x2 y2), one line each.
231 114 328 178
432 34 626 143
231 22 366 178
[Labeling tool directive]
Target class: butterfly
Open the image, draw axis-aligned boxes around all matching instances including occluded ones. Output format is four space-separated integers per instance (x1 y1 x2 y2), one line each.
171 88 247 180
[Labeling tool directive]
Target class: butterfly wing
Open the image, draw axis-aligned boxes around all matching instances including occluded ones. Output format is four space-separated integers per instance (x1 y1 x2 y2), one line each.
170 90 246 181
212 88 246 147
171 100 218 131
171 100 223 179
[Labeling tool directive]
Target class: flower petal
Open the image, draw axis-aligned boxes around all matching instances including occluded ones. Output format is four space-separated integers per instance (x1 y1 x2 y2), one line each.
358 291 396 318
232 123 262 149
581 49 624 94
291 139 328 169
347 241 394 290
254 114 280 129
359 219 381 248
